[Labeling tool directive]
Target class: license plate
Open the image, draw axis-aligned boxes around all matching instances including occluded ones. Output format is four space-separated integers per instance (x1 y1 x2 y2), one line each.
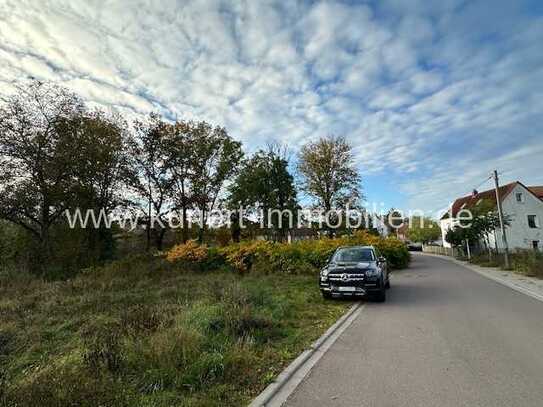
338 286 356 292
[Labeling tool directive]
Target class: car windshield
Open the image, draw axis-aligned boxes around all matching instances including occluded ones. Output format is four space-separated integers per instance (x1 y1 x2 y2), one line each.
332 248 374 263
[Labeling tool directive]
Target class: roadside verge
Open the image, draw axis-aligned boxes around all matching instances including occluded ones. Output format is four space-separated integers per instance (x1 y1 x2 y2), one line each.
249 302 365 407
420 252 543 303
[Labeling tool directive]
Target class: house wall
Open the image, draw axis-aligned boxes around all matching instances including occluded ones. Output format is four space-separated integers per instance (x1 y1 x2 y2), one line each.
440 183 543 251
440 217 455 248
492 184 543 250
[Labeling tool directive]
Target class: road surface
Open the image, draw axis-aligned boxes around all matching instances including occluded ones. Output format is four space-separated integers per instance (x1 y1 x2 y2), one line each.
285 253 543 407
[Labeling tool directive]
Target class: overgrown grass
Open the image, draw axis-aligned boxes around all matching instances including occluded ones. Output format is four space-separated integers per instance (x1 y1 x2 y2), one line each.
0 254 351 406
468 250 543 278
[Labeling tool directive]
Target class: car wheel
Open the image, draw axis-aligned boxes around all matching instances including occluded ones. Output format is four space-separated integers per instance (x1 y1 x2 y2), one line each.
321 290 332 299
373 288 386 302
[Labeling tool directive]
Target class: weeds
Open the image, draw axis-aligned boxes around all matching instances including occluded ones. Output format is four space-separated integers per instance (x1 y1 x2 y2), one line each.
0 256 351 406
469 250 543 278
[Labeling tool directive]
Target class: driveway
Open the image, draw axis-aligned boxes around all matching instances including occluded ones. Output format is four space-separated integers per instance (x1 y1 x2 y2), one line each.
285 253 543 407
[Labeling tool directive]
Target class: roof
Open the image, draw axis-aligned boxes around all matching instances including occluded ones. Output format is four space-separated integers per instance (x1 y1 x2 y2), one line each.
442 181 543 219
528 186 543 200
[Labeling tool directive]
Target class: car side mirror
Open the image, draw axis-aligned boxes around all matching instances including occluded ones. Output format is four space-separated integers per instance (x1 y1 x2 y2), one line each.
378 256 386 263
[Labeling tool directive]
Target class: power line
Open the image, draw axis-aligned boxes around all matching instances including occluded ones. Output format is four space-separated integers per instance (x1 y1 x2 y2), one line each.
472 175 493 193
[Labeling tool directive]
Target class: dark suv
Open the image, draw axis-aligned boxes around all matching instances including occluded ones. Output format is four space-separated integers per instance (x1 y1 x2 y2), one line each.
319 246 390 302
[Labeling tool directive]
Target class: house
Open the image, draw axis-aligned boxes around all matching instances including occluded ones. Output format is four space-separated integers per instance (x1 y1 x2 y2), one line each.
395 222 409 242
371 214 391 238
440 181 543 251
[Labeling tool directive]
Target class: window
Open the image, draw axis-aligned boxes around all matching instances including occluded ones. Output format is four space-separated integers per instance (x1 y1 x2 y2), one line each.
533 241 540 250
527 215 539 228
332 248 375 263
516 192 524 203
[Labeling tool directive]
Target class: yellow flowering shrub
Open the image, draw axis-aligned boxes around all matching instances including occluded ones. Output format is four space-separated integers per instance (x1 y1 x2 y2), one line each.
165 231 410 274
218 240 273 273
166 240 209 263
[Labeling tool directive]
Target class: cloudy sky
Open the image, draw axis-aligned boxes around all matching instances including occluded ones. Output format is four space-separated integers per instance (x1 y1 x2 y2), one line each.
1 0 542 214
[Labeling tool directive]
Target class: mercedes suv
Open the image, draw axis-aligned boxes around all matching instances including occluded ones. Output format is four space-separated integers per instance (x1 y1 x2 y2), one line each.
319 246 390 302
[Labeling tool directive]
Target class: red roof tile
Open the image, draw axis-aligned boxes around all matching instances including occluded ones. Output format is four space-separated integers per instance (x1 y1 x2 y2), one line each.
528 186 543 200
443 182 515 219
443 182 543 219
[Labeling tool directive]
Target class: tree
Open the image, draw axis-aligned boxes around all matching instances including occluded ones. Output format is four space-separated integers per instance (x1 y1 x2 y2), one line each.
167 121 196 243
297 136 361 235
127 115 176 250
0 81 84 264
469 199 511 259
189 122 243 242
445 199 511 259
62 111 130 260
386 209 404 231
445 226 467 248
406 217 441 243
228 145 297 241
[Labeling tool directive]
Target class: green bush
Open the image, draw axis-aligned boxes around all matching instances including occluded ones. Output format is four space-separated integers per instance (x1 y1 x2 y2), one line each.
166 230 410 273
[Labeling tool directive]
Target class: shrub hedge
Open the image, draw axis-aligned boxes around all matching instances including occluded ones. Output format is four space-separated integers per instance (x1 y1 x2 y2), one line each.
166 231 410 273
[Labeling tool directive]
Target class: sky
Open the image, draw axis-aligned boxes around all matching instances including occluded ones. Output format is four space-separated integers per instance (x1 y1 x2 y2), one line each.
1 0 542 216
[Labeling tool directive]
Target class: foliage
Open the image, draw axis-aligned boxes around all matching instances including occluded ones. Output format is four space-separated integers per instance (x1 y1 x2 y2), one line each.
0 82 84 259
297 135 361 212
468 250 543 278
166 231 410 273
386 209 404 229
0 82 130 270
445 227 467 247
228 146 298 242
509 250 543 278
127 115 177 250
218 241 274 273
445 199 511 249
0 256 350 407
188 122 244 242
406 216 441 243
165 240 209 263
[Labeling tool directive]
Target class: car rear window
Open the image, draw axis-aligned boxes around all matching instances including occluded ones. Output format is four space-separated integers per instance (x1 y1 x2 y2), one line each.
332 248 374 263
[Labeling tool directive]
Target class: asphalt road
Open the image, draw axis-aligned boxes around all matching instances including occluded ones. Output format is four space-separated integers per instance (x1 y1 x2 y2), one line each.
285 253 543 407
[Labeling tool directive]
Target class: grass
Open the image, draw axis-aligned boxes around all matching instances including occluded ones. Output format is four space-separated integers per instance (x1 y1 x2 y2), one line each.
466 251 543 278
0 255 351 406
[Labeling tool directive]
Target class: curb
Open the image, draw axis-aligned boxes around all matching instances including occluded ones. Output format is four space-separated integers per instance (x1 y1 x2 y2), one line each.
249 302 365 407
420 252 543 304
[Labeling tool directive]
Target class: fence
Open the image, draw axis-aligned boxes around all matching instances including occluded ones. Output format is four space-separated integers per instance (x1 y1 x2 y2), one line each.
422 244 459 257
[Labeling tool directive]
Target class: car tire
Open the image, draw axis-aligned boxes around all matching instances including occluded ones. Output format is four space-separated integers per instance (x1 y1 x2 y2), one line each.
321 290 332 299
373 288 386 302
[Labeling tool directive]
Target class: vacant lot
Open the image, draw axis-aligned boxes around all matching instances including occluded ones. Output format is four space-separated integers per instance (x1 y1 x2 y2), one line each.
0 255 351 406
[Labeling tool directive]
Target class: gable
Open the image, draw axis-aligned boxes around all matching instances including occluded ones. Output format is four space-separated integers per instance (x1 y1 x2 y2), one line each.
440 181 543 221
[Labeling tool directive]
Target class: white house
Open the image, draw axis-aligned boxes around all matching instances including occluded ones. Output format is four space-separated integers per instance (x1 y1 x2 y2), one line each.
440 181 543 251
372 214 390 238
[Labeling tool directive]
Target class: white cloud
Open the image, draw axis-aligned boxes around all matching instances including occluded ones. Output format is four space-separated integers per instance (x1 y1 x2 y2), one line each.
0 0 541 212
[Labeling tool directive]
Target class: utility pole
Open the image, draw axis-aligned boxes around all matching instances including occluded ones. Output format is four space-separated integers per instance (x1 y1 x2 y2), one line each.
493 170 510 268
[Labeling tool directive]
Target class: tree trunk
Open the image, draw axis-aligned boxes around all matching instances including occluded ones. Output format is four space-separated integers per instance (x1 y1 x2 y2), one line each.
198 207 206 243
155 227 166 251
182 205 188 243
